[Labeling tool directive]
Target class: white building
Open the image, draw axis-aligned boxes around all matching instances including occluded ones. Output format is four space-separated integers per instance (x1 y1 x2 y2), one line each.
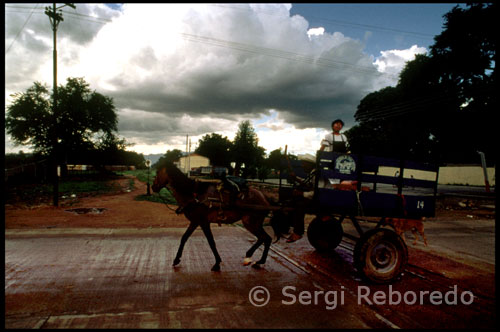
175 153 210 173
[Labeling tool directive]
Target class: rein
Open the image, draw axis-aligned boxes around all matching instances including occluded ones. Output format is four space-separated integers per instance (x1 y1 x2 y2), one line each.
155 167 230 223
158 180 228 227
158 185 182 213
158 182 204 215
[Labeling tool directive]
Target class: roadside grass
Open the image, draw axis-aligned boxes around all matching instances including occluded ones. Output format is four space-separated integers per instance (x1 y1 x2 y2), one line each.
134 188 178 205
58 180 121 194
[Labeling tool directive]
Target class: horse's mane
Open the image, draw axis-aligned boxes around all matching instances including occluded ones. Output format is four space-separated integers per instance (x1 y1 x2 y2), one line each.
156 160 211 197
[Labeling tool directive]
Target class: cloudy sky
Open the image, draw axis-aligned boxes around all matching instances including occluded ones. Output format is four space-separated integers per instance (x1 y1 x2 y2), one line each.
5 3 459 156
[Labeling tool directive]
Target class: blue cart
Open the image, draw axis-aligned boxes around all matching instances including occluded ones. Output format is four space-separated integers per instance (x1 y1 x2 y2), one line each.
277 151 439 283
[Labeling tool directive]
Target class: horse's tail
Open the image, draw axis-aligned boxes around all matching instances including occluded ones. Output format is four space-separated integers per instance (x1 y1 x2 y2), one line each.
270 209 290 243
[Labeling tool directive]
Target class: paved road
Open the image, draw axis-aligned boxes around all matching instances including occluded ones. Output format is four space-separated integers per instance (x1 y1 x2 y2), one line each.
5 223 495 329
255 179 494 197
437 184 495 198
5 227 386 329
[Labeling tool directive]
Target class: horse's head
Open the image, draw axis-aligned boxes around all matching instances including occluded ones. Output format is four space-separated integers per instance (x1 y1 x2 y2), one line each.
152 167 170 193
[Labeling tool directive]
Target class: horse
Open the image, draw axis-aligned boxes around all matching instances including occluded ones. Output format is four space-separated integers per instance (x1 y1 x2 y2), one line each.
152 161 278 271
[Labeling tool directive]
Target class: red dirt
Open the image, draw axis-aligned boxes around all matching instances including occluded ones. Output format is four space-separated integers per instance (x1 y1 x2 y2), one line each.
5 176 494 230
5 176 188 229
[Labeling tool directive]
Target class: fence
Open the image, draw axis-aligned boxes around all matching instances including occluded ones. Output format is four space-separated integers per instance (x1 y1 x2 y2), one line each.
5 162 136 183
4 159 49 183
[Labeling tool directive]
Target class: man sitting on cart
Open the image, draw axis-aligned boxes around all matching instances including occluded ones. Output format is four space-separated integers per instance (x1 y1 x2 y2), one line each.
287 118 349 243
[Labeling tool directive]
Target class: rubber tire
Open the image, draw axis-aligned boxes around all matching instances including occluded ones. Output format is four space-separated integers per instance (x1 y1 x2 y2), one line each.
307 216 343 252
353 228 408 284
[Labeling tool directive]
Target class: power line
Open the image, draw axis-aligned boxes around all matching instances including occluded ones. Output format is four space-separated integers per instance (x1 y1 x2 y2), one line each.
356 93 449 119
355 85 495 122
6 4 437 40
210 4 436 40
6 4 399 79
5 5 114 24
301 15 435 40
180 33 398 79
6 3 40 54
60 9 113 24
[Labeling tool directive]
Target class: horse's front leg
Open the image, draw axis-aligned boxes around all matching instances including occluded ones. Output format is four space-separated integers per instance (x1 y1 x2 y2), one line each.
173 222 198 266
200 222 222 271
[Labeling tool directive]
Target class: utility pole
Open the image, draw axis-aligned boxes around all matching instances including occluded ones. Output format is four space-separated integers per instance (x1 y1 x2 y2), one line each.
188 138 192 177
477 151 491 193
185 134 189 174
45 3 75 206
145 159 152 196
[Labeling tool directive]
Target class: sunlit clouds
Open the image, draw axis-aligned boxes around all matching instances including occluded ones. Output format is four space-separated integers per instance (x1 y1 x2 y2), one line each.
5 4 428 155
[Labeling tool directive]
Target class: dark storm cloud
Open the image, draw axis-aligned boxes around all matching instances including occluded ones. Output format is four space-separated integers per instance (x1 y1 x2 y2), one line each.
6 4 414 153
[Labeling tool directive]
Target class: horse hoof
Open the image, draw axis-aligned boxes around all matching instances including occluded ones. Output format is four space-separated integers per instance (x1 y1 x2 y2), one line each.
172 258 181 266
251 263 262 269
243 257 252 266
211 264 221 272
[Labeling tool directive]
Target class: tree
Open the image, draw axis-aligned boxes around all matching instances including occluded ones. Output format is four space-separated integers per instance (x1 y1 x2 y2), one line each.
154 149 183 169
265 148 284 171
195 133 233 168
6 77 118 163
351 74 444 161
230 120 266 178
119 150 147 169
350 4 496 163
256 165 271 182
91 136 146 169
6 82 53 154
429 3 496 163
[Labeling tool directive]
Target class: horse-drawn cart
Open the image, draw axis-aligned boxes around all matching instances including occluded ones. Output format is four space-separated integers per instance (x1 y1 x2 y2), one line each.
275 150 439 283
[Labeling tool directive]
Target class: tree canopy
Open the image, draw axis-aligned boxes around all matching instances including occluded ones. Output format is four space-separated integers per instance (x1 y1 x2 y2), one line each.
153 149 184 170
195 133 233 168
164 121 268 178
348 3 496 164
230 120 266 178
6 77 119 162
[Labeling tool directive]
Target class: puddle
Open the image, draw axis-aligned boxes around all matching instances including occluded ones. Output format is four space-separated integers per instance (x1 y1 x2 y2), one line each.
65 208 107 215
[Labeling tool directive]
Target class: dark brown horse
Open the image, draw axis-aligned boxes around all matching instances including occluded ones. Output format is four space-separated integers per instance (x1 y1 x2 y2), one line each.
152 161 275 271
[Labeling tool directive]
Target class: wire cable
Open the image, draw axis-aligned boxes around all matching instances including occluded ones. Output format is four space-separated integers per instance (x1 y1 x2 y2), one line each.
180 33 397 79
6 3 40 54
210 4 436 40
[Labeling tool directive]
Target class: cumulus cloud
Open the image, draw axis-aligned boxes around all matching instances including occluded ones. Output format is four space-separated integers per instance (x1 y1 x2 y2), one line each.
307 27 325 38
5 4 422 155
374 45 428 77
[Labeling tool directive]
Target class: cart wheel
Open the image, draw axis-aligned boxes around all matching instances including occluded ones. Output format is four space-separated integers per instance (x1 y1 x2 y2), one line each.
353 228 408 284
307 216 343 252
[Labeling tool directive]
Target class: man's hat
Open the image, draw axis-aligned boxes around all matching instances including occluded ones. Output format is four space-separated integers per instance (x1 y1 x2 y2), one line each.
331 119 344 127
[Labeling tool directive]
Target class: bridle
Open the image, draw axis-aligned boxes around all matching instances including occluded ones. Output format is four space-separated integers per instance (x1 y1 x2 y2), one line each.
159 185 180 213
153 172 178 213
154 172 199 215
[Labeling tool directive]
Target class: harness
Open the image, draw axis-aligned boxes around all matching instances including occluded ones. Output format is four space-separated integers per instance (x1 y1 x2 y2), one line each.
159 184 198 215
159 179 242 226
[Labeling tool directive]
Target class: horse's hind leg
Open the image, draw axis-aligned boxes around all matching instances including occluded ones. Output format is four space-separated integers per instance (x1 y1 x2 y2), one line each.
243 216 272 268
200 222 222 271
173 222 198 266
244 238 264 265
